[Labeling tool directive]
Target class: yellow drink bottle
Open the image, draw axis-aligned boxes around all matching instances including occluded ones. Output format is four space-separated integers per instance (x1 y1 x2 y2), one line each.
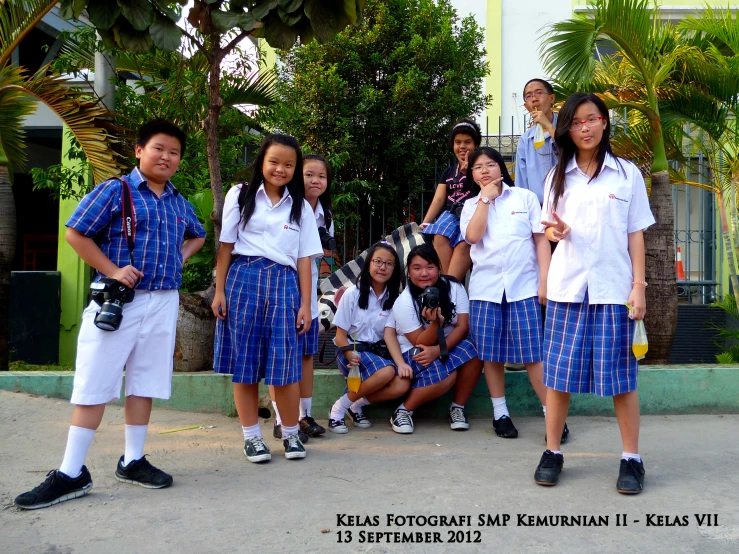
632 343 648 359
533 123 546 149
347 366 361 393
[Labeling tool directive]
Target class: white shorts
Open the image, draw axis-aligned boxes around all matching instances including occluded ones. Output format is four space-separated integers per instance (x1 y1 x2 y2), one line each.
71 290 179 405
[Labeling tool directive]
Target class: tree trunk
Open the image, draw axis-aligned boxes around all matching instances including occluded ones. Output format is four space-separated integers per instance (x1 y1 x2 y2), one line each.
644 170 678 364
0 164 17 371
174 291 215 372
204 49 224 247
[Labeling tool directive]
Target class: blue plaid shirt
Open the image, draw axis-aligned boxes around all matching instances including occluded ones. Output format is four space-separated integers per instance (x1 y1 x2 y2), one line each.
66 168 206 290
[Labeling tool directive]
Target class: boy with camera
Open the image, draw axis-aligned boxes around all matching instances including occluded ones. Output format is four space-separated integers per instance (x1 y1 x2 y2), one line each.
14 120 206 510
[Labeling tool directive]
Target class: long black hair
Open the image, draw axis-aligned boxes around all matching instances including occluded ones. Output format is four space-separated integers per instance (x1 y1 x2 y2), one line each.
405 244 459 325
356 242 405 310
466 147 515 197
303 154 333 230
238 134 304 227
548 92 621 211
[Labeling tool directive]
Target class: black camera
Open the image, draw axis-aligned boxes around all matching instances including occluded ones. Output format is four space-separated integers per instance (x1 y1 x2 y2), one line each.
318 226 336 251
446 201 465 218
419 286 440 310
90 278 135 331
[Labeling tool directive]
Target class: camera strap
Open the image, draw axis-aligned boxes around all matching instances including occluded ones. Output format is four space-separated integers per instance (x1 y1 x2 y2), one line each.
116 177 136 267
436 316 449 362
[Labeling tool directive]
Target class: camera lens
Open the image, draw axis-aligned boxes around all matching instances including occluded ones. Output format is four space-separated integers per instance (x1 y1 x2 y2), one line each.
94 301 124 331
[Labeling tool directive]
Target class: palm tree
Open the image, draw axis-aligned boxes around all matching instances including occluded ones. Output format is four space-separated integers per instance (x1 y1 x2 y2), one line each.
0 0 123 370
540 0 693 363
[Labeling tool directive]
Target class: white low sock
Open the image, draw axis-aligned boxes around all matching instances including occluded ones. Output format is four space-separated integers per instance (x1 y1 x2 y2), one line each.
622 451 641 462
330 394 354 420
243 424 262 441
398 403 413 416
300 397 312 419
450 402 464 409
350 397 371 414
491 397 510 420
542 405 547 418
551 450 563 455
282 424 299 438
272 401 282 426
123 424 148 467
59 426 96 478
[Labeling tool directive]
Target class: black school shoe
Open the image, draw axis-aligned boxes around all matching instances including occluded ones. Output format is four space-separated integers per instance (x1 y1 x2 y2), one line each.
14 467 92 510
493 415 518 438
534 450 564 486
244 436 272 463
300 416 326 436
273 422 309 443
283 433 307 459
347 408 372 429
115 455 173 489
545 422 570 444
617 458 645 494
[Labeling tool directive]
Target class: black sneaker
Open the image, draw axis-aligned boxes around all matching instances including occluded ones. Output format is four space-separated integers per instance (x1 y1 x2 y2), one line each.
283 433 307 459
545 422 570 444
390 409 414 434
300 416 326 436
448 406 470 431
273 422 309 443
115 456 173 489
328 418 348 433
14 467 92 510
347 408 372 429
493 415 518 438
244 436 272 463
534 450 564 486
617 458 645 494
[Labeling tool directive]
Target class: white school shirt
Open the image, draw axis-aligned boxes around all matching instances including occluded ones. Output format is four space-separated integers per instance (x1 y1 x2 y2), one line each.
540 154 655 304
310 202 335 319
387 282 469 353
332 284 392 344
220 183 322 271
460 184 543 303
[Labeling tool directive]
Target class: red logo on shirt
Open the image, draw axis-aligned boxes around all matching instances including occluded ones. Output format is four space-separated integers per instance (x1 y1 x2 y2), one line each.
511 211 515 215
609 194 615 199
609 194 629 203
284 225 289 229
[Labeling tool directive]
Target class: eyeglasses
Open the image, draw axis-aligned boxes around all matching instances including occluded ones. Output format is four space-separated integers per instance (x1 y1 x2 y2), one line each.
524 90 549 101
570 116 604 131
371 258 395 269
471 161 499 172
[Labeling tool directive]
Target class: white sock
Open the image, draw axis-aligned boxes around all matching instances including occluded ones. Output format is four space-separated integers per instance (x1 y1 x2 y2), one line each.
398 403 414 415
282 424 299 437
59 426 96 478
491 396 510 420
622 451 641 462
330 394 354 420
272 401 282 426
551 450 563 456
542 405 547 418
242 424 262 441
123 424 148 467
300 397 312 419
350 397 371 414
450 402 464 409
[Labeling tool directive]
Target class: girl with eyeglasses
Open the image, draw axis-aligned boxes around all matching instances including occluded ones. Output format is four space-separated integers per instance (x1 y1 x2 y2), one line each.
328 242 410 432
420 119 482 280
533 93 654 494
384 243 482 434
460 146 555 441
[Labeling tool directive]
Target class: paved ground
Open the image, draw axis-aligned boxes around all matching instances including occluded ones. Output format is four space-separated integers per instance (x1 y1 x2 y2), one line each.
1 390 738 554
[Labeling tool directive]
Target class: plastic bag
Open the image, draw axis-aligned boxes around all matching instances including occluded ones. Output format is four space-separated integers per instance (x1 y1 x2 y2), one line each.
632 320 648 360
347 365 361 393
533 123 546 149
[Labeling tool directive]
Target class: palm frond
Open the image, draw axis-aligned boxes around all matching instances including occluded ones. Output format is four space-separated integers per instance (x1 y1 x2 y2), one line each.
15 69 125 183
0 0 57 66
221 70 278 108
679 6 739 56
0 64 36 169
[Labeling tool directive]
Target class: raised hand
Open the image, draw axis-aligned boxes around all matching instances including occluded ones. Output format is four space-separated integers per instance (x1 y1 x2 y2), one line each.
541 211 571 242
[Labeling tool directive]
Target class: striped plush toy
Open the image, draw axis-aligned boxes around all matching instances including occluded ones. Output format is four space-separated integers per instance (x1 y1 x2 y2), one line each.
317 222 432 333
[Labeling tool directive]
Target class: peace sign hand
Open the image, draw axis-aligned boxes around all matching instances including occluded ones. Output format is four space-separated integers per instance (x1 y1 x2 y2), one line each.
541 211 571 242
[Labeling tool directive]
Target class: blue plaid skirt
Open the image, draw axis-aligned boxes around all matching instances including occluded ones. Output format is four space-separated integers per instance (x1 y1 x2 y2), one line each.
337 351 394 381
214 256 301 386
423 210 465 247
543 291 637 397
470 297 543 363
300 317 319 356
403 338 477 389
